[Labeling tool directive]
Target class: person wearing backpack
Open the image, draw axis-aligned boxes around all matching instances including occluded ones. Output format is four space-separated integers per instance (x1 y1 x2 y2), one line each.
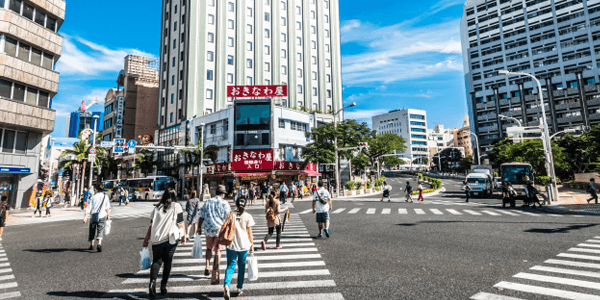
43 193 52 217
223 196 255 299
0 196 10 241
312 180 332 238
83 184 111 252
197 185 231 285
185 191 200 242
142 188 186 299
405 181 413 203
262 192 288 250
587 178 598 204
381 181 392 202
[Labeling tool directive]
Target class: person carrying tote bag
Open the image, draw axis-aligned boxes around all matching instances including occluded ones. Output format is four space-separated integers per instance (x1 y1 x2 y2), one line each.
223 196 255 299
83 184 111 252
142 188 186 299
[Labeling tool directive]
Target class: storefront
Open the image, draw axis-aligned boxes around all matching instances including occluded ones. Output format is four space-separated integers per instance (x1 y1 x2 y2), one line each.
0 167 31 208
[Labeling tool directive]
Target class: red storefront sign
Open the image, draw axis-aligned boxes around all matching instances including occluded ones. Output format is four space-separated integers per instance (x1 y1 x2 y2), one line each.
273 161 317 171
227 85 288 98
232 149 275 171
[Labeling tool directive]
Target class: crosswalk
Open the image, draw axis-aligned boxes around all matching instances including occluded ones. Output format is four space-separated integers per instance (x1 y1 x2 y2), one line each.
0 244 21 299
298 207 582 218
471 236 600 299
103 213 343 299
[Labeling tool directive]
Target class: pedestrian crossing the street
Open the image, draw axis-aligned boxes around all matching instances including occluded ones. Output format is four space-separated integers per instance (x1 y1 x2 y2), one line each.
103 213 344 299
298 207 582 218
0 244 22 299
471 236 600 300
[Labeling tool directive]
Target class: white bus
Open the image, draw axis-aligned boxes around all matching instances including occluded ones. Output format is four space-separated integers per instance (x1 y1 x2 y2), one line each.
126 176 176 201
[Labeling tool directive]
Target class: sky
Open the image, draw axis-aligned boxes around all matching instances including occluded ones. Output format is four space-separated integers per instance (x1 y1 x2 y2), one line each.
51 0 468 137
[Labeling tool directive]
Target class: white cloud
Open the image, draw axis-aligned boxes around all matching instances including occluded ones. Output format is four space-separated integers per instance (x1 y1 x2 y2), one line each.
341 19 463 86
56 35 156 76
344 109 389 120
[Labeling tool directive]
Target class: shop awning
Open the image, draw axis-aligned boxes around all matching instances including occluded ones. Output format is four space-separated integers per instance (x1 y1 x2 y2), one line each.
302 171 322 177
234 172 271 177
204 174 226 178
276 171 322 177
0 167 31 175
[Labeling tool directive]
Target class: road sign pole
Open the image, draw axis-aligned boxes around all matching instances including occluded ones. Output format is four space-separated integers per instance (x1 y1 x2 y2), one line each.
88 128 97 190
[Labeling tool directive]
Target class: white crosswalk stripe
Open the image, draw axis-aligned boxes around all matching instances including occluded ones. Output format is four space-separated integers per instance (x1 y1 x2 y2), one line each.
0 246 20 299
105 213 343 299
398 208 408 214
471 236 600 299
366 208 376 214
430 209 443 215
311 206 577 218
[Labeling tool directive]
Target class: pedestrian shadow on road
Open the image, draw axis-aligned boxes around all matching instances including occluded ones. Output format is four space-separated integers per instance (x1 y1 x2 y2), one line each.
525 223 598 234
47 291 107 299
23 248 93 253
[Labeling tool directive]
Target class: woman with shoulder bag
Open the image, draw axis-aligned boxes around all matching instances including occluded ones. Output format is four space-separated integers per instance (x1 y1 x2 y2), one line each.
142 188 186 299
261 192 288 250
223 196 255 299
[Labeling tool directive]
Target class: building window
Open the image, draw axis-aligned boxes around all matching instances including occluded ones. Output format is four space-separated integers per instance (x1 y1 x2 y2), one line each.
281 33 286 42
247 7 253 17
247 41 252 51
208 33 214 42
327 89 332 98
312 72 317 80
279 119 285 128
171 93 174 103
326 59 331 67
228 2 234 11
265 12 270 21
281 17 286 26
311 41 316 49
282 66 287 74
326 74 331 82
265 45 270 55
326 44 330 52
246 76 253 85
297 68 302 78
208 14 214 24
172 75 175 85
206 89 213 99
172 57 176 67
174 4 178 13
296 21 302 30
228 19 234 29
228 37 234 47
281 49 287 58
228 55 234 65
311 10 316 19
227 73 234 83
265 62 270 72
296 5 301 14
297 37 302 45
297 53 302 61
210 124 216 134
207 70 213 80
312 56 317 65
281 1 286 10
247 59 253 68
207 51 214 61
297 85 303 94
313 87 317 96
170 112 174 123
247 24 252 34
173 21 177 31
265 29 270 38
325 29 329 37
173 39 177 48
325 15 329 23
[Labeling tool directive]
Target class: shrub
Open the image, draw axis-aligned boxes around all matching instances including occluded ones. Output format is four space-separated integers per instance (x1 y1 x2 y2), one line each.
535 176 552 186
355 182 362 190
345 182 355 190
412 189 435 195
366 181 373 189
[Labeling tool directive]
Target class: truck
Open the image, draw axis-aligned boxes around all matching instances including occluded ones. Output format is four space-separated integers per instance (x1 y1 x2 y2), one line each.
465 165 494 197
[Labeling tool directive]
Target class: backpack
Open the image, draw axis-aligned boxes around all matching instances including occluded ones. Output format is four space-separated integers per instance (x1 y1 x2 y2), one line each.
266 206 277 222
217 212 236 247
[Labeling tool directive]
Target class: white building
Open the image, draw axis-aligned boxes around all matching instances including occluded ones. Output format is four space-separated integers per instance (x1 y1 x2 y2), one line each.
158 0 344 129
372 109 428 168
427 124 455 149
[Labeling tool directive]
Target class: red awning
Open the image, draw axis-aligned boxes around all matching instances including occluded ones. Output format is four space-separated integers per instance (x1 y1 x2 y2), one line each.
302 171 322 177
234 172 271 177
204 174 225 178
276 171 322 177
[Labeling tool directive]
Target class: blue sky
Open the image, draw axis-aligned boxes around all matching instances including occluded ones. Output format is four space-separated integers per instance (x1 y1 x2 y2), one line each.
51 0 467 137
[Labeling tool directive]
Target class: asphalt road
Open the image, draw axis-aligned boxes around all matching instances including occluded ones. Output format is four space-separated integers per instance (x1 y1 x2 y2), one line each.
1 179 600 299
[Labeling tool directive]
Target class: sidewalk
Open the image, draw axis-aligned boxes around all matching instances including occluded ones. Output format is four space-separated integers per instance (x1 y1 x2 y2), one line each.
7 204 85 226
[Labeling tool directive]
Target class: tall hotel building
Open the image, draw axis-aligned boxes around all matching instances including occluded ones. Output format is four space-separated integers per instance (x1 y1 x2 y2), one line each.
461 0 600 152
0 0 64 208
158 0 343 130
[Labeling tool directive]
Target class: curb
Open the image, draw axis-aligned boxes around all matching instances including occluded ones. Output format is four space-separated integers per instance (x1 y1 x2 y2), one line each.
334 191 383 199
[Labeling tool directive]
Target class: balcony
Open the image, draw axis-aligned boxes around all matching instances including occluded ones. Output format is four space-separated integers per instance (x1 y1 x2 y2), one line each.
477 112 497 121
567 87 580 95
479 125 499 133
0 98 55 133
553 90 566 97
590 113 600 120
556 115 584 123
525 94 538 101
584 84 599 93
0 54 59 92
0 10 63 56
587 98 600 106
476 101 496 110
29 0 66 21
555 102 581 110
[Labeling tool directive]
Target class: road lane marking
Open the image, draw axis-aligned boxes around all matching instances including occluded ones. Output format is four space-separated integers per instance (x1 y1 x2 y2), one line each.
332 208 346 214
578 243 600 249
470 292 525 300
173 253 323 264
514 272 600 290
0 283 16 291
463 210 481 215
446 209 462 215
493 281 600 300
0 291 21 299
569 247 600 254
398 208 407 214
414 209 425 215
123 269 332 284
299 209 312 214
481 210 500 216
531 265 600 278
549 257 600 266
348 208 360 214
430 209 443 215
366 208 376 214
497 210 519 216
382 208 391 214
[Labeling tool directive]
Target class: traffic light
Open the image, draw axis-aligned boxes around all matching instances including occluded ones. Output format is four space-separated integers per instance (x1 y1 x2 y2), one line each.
357 142 369 152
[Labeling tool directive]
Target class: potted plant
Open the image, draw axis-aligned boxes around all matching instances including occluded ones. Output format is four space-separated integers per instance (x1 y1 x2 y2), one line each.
346 182 355 196
366 181 373 193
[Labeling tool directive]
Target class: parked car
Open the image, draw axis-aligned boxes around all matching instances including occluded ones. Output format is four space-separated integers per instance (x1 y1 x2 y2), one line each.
494 177 502 191
464 173 493 198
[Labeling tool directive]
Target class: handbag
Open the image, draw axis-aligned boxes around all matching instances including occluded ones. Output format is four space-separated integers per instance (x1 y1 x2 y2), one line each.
91 194 107 223
247 253 259 281
168 204 184 244
217 212 236 247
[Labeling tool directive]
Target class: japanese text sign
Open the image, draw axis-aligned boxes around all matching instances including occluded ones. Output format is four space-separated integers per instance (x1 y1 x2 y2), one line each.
232 149 275 171
227 85 288 98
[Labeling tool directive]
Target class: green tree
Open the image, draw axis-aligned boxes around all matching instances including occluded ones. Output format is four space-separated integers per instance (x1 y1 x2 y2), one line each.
134 149 156 177
302 122 337 165
489 138 568 177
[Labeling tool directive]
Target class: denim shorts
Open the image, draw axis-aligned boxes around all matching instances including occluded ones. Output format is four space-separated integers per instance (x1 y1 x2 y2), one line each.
316 212 330 223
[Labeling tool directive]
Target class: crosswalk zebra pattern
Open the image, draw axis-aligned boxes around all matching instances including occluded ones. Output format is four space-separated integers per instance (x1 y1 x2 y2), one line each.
0 244 21 299
103 213 343 299
298 207 582 218
471 236 600 299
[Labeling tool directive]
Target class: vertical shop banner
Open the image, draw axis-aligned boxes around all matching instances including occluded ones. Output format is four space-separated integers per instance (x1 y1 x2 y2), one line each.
232 149 275 171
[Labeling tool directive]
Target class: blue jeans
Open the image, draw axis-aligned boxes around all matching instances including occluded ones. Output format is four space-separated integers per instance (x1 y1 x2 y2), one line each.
224 248 248 289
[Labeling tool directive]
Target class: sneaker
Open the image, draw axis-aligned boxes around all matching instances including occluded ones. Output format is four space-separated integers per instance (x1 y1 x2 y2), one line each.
237 289 243 297
88 245 94 251
261 240 266 251
204 268 211 276
324 229 330 238
275 245 283 249
97 245 102 252
316 234 323 239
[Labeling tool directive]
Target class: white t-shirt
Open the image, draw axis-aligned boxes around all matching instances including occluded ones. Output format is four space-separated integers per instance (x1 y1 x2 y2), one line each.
228 212 255 252
149 203 184 244
85 192 111 219
313 187 331 213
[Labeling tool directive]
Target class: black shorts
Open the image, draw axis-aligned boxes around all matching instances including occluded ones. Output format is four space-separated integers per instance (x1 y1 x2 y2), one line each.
0 219 6 228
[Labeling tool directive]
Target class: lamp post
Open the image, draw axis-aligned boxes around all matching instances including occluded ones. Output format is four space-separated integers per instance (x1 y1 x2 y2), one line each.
88 115 100 189
333 102 356 197
499 70 558 201
469 132 481 165
498 114 522 127
198 122 205 199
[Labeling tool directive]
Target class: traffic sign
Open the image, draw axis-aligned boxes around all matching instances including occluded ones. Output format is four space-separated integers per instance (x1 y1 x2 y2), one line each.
147 143 156 152
89 147 96 155
113 139 126 154
100 141 113 148
128 147 135 154
127 140 137 148
88 154 96 162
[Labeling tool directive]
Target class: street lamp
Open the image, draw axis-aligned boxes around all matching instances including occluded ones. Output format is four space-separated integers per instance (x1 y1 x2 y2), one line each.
334 102 356 197
499 69 558 201
197 122 205 199
88 115 100 190
550 128 577 140
469 132 481 166
498 114 522 127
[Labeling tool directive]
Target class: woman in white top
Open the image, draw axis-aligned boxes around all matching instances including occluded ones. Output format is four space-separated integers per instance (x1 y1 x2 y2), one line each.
142 188 186 299
223 196 255 300
381 181 392 202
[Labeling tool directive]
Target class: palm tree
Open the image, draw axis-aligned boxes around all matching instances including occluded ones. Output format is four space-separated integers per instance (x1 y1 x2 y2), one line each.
134 149 156 177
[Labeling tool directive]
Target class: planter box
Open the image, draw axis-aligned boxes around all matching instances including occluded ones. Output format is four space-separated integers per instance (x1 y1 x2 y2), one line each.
366 188 372 194
359 189 364 195
351 191 356 196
